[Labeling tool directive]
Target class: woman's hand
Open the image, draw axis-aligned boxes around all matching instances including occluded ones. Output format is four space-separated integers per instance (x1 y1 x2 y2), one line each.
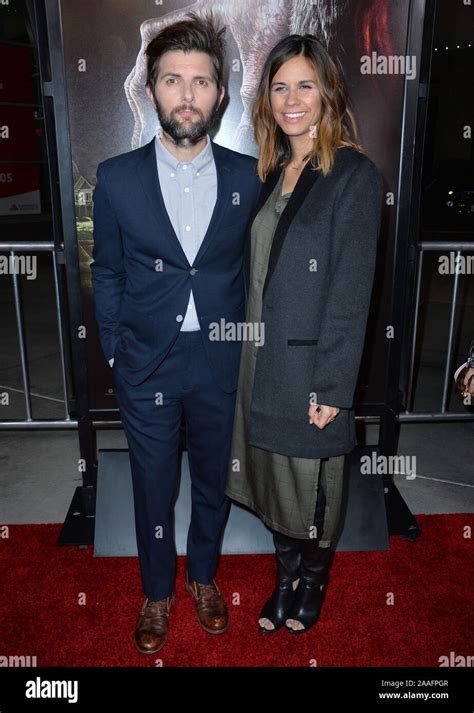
464 367 474 395
308 403 340 429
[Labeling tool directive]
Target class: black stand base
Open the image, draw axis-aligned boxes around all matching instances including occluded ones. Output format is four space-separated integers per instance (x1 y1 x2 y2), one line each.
57 485 95 547
385 480 422 541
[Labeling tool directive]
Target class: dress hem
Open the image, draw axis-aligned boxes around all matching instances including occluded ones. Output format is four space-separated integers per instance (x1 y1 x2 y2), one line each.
225 487 332 545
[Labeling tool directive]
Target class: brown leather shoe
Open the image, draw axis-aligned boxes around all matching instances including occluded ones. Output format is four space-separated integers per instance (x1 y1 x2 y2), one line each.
184 572 229 634
134 593 174 654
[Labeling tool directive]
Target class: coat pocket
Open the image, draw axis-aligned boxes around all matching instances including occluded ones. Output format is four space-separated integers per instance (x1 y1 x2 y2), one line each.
287 339 319 346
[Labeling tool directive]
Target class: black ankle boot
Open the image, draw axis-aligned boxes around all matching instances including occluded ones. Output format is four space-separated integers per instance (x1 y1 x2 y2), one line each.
258 531 301 634
284 541 333 634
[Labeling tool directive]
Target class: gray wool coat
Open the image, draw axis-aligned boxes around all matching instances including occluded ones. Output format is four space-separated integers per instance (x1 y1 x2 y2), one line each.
244 146 384 459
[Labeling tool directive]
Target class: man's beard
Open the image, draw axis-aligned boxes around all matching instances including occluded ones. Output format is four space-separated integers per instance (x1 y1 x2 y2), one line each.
153 95 221 146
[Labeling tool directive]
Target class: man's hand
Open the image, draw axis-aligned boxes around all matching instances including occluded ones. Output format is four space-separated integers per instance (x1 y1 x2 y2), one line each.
308 403 340 429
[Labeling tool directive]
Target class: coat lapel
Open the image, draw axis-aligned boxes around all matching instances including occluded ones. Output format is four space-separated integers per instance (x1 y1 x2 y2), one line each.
262 162 322 299
244 162 322 300
243 170 279 299
136 137 233 267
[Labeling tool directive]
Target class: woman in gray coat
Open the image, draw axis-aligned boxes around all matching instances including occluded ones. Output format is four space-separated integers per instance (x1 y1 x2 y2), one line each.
225 34 384 634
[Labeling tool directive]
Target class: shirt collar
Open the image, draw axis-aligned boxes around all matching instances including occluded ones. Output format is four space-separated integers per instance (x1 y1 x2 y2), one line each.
154 132 213 174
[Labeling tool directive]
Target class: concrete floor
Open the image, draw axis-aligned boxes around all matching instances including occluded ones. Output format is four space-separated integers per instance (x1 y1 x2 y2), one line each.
0 255 473 526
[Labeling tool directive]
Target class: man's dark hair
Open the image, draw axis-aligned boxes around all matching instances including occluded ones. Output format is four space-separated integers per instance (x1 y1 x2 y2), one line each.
145 11 226 92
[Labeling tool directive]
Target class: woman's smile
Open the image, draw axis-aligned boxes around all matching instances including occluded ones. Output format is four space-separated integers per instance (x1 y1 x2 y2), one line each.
282 111 308 123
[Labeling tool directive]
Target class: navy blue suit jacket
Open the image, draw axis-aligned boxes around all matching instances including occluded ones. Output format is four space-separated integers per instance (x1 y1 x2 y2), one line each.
91 137 261 391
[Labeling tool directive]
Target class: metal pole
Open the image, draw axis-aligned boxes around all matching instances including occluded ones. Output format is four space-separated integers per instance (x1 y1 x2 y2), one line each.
51 251 71 419
441 251 461 412
406 250 424 411
10 250 32 421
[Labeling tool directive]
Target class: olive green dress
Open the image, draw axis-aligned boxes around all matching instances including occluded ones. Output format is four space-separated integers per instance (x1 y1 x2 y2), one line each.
225 172 345 544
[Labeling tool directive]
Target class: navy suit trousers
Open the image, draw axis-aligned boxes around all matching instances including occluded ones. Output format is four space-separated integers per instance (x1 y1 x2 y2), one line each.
113 329 237 600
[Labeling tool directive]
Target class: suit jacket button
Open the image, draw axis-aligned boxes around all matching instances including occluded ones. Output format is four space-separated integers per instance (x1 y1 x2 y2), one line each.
190 268 198 275
176 314 183 322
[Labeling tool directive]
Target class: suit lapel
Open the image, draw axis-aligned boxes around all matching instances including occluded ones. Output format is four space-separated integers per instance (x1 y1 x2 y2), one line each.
136 138 189 266
194 140 232 265
136 136 232 268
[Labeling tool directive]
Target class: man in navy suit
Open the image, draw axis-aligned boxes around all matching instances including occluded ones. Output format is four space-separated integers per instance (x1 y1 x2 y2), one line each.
91 12 261 654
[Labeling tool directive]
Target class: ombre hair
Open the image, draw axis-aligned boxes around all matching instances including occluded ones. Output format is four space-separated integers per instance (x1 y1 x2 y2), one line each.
252 34 363 181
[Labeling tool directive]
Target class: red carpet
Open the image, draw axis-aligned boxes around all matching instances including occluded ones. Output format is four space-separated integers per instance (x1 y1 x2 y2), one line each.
1 514 472 667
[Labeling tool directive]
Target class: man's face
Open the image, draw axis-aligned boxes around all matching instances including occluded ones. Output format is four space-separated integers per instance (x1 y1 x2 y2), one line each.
146 49 225 145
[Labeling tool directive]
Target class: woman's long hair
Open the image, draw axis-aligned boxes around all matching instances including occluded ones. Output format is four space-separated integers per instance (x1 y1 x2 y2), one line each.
252 34 363 180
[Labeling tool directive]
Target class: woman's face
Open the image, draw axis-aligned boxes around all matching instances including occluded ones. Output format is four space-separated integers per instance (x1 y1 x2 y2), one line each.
270 55 322 142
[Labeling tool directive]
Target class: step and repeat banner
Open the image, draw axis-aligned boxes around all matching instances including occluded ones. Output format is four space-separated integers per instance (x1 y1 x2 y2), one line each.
60 0 411 410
